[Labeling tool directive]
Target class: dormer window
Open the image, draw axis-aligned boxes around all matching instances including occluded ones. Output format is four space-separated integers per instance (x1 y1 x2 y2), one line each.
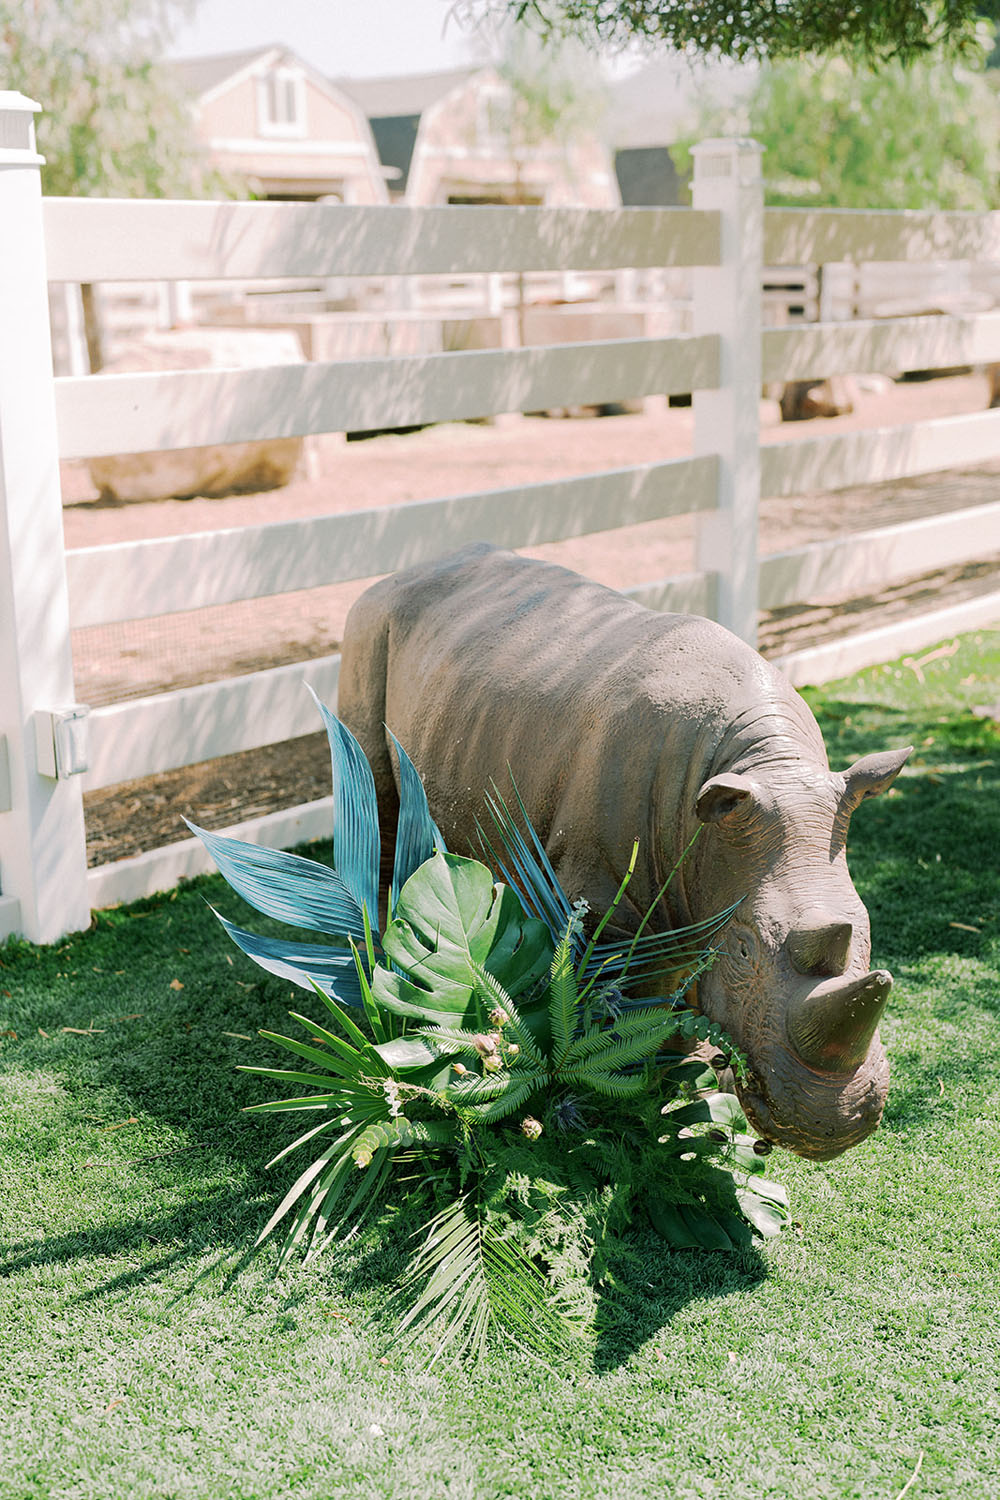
257 66 306 138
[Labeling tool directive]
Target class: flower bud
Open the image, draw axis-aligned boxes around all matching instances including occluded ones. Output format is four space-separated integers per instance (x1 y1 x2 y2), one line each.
488 1007 509 1027
483 1054 503 1073
452 1062 468 1076
507 1043 520 1056
521 1116 543 1140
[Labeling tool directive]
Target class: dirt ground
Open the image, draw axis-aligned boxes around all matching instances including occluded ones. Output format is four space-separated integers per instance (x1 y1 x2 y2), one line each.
66 372 1000 866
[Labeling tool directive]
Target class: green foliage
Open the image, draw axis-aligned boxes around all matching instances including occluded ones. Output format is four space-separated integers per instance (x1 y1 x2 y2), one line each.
208 705 783 1364
494 24 610 152
373 851 551 1028
673 33 1000 211
458 0 1000 65
0 0 228 199
753 49 1000 210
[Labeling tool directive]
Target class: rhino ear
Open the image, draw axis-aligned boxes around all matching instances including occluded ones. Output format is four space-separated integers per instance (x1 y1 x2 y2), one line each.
696 773 757 827
842 747 912 812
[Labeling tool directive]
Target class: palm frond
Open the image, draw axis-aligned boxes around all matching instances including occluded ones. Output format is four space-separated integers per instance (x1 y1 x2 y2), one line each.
209 908 364 1006
187 822 368 940
255 1126 360 1251
306 1145 396 1262
387 729 447 915
308 687 381 930
389 1195 578 1365
478 781 572 940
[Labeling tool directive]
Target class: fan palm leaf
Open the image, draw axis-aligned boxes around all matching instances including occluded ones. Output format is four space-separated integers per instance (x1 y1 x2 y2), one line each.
390 1195 578 1365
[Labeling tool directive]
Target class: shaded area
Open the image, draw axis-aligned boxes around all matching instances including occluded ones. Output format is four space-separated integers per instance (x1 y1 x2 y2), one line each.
83 730 331 867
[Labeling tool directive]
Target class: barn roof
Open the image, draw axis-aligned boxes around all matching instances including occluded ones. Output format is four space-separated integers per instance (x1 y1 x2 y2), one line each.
335 66 480 121
168 47 282 100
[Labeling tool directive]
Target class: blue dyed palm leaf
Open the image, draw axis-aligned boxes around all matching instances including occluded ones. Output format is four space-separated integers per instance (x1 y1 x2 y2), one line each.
309 686 380 925
480 777 737 1000
191 697 444 1007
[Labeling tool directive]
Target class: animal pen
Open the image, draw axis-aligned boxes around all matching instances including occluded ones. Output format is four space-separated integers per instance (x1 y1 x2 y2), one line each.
2 91 1000 945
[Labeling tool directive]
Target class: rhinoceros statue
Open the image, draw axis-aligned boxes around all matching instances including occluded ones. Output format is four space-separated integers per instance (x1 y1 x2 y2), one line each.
337 544 910 1161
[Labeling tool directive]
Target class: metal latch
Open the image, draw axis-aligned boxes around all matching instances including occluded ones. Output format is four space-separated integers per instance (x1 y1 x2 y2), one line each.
33 706 91 779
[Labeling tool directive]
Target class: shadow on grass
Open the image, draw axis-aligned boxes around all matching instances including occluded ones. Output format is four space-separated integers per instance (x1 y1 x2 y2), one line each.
589 1235 768 1373
333 1184 770 1374
0 1183 260 1293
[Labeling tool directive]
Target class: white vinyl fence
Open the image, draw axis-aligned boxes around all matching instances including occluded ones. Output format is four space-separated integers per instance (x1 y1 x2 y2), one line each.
3 93 1000 945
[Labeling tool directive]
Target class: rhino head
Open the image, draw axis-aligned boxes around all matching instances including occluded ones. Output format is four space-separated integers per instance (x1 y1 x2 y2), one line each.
687 745 911 1160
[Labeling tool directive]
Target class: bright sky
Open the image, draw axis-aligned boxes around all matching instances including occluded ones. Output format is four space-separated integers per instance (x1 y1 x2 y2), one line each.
168 0 488 79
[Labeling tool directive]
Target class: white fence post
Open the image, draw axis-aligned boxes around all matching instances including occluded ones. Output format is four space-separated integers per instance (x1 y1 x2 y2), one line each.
691 138 764 645
0 94 90 943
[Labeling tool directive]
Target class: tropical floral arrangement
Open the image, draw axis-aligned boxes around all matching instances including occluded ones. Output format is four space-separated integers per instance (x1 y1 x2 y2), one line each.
191 692 788 1363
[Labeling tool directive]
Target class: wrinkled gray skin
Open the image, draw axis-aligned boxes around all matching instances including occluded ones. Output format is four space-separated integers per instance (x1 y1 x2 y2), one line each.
338 544 910 1160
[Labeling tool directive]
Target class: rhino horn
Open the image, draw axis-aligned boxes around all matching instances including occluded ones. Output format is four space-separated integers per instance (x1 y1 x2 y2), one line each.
841 746 912 814
786 969 892 1074
787 917 853 977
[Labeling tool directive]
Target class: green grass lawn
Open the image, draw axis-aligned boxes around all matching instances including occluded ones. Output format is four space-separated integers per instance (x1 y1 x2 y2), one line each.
2 630 999 1500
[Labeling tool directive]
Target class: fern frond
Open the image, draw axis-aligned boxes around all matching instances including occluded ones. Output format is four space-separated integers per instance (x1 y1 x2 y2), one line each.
560 1006 680 1065
417 1025 494 1056
563 1016 684 1074
469 962 545 1066
548 928 579 1066
446 1070 525 1105
461 1075 543 1122
560 1067 648 1100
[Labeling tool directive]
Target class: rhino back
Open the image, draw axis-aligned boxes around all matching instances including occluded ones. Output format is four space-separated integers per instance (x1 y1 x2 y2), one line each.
339 544 823 922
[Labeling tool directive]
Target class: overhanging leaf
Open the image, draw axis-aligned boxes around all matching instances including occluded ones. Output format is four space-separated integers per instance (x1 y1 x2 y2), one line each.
209 908 364 1006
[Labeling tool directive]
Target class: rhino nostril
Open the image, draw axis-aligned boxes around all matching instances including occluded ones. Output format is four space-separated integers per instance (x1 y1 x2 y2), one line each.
787 920 853 977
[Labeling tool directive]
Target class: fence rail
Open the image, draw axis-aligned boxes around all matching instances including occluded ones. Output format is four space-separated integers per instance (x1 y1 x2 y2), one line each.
2 98 998 945
55 335 720 457
42 199 722 280
65 455 719 626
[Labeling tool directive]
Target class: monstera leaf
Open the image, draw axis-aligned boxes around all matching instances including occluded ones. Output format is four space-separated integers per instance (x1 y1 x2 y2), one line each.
372 852 553 1028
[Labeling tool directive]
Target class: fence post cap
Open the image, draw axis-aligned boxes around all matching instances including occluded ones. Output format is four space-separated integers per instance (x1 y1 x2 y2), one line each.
690 137 763 157
691 138 763 188
0 91 41 114
0 92 43 165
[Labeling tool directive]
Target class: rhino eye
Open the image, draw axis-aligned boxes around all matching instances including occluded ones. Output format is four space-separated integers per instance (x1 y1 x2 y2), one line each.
729 926 753 961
